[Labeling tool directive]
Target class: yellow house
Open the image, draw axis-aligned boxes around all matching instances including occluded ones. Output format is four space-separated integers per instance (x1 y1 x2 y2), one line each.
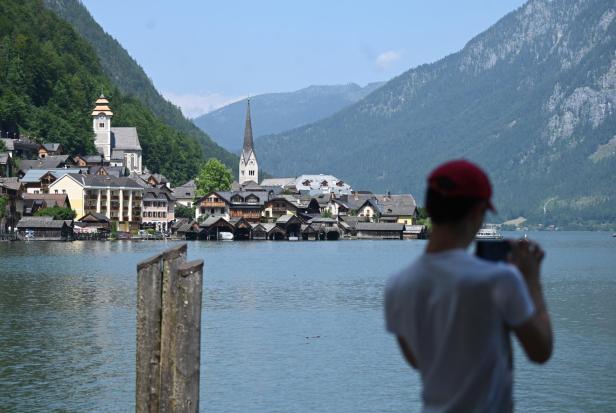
49 173 144 232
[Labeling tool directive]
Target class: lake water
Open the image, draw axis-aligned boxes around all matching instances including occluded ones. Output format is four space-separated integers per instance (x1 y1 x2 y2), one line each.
0 232 615 412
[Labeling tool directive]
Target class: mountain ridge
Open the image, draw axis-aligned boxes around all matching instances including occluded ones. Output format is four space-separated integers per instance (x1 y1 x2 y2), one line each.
255 0 616 226
194 82 384 152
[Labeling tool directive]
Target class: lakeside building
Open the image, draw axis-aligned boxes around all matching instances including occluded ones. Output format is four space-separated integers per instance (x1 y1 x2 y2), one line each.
141 187 175 232
172 180 196 208
48 174 143 232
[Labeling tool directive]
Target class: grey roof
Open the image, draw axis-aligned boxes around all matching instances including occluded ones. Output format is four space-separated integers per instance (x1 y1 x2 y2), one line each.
373 194 417 216
111 127 141 150
80 155 105 163
20 168 83 184
355 222 405 231
42 143 61 152
143 188 175 201
276 214 297 224
200 216 230 228
172 184 196 200
0 177 21 191
79 212 110 222
16 216 68 229
308 217 337 224
260 178 294 187
22 193 69 207
1 138 14 150
55 174 144 189
404 225 427 233
20 155 70 171
91 166 124 178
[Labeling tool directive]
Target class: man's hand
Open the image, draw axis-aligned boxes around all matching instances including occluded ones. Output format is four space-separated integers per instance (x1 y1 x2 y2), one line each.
509 239 544 282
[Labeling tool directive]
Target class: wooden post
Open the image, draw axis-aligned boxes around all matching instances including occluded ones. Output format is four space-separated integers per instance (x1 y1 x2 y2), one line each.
136 244 204 413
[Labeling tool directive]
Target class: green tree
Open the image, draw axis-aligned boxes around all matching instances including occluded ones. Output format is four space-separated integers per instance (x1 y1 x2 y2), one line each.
34 206 76 220
195 158 232 196
320 209 333 218
175 204 195 219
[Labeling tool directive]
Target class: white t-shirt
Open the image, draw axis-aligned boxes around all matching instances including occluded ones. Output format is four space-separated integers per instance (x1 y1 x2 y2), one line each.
385 249 535 413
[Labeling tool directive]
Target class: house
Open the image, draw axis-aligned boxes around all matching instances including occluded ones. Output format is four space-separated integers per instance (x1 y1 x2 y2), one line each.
91 95 143 173
275 214 303 239
174 219 200 240
21 193 71 216
20 168 84 194
263 195 308 221
0 138 39 159
48 174 143 231
355 222 404 240
74 212 111 239
303 217 340 240
18 155 73 176
0 153 13 177
73 154 107 168
250 223 268 240
403 224 428 240
293 174 353 195
229 217 253 240
198 216 234 240
142 188 175 232
194 191 230 221
227 191 267 222
0 177 22 232
16 216 73 241
90 165 125 178
38 143 64 158
356 194 417 224
172 180 196 208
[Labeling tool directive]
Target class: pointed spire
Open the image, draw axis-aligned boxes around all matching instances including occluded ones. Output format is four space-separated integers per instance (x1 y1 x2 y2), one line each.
242 98 255 162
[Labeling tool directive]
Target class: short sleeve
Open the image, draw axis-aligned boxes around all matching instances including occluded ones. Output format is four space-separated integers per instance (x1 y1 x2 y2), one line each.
493 266 535 327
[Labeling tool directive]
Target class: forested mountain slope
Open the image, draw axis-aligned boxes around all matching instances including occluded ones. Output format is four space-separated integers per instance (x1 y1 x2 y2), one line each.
256 0 616 226
43 0 238 172
0 0 203 184
194 83 383 151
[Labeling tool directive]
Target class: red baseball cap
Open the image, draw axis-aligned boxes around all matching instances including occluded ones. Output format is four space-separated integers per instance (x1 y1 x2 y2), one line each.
427 159 495 212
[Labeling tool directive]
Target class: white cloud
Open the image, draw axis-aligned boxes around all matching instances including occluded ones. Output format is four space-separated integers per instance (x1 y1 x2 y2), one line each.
375 50 402 70
162 91 245 118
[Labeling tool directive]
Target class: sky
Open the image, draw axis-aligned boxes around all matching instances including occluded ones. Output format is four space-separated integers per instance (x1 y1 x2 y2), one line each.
82 0 526 118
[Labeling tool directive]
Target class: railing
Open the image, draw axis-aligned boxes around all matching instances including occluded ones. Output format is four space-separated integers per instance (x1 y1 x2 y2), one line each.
200 201 226 208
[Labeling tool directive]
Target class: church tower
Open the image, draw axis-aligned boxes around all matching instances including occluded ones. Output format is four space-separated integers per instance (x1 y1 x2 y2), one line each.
239 99 259 184
91 95 113 160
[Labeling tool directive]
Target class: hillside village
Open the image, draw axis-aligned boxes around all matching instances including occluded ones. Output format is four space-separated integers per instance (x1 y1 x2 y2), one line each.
0 96 425 241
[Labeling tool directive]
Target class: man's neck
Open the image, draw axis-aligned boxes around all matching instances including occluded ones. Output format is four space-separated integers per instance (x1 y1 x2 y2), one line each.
425 224 475 254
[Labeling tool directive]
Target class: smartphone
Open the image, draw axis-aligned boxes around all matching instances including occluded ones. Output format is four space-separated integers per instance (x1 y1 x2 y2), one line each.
475 240 511 262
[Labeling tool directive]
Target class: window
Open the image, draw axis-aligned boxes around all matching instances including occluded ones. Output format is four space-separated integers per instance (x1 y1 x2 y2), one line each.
249 170 255 176
54 190 58 194
99 123 105 128
211 208 215 214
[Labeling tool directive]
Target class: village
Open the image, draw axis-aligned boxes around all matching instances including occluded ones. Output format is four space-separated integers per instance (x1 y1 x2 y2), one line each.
0 96 427 242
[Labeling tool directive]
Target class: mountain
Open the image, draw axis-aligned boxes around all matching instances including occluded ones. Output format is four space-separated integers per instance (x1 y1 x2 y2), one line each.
193 82 384 152
256 0 616 227
43 0 238 173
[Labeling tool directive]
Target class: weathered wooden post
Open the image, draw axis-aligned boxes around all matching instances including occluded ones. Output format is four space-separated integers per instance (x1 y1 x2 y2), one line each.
136 243 204 413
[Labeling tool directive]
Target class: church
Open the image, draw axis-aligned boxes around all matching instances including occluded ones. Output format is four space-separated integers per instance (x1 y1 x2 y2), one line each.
238 99 258 184
91 95 143 174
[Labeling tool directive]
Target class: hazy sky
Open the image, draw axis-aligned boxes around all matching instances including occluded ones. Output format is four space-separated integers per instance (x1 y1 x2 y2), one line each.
82 0 526 118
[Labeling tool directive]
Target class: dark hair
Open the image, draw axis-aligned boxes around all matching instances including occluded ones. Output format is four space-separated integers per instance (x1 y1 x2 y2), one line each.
425 187 483 224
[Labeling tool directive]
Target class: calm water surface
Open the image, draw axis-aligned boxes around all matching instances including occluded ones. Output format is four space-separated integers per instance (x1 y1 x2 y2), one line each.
0 232 615 412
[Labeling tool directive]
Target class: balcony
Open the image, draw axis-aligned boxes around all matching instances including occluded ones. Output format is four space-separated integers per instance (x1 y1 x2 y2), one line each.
200 201 226 208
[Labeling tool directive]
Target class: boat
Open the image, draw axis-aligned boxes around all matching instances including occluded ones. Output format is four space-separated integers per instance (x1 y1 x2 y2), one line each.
476 225 503 240
288 236 299 241
218 232 234 241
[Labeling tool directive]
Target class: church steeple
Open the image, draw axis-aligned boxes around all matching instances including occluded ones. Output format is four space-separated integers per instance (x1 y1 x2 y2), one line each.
242 98 255 161
92 94 113 160
239 98 259 184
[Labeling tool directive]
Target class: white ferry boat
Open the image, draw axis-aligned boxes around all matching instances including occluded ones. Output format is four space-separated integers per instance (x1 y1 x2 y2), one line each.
476 225 503 240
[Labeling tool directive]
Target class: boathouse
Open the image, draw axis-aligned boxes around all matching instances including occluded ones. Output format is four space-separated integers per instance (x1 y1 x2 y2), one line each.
16 216 73 241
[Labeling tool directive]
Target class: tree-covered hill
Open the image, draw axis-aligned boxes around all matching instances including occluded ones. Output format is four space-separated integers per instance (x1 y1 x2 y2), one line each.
256 0 616 227
43 0 238 173
194 82 384 152
0 0 211 185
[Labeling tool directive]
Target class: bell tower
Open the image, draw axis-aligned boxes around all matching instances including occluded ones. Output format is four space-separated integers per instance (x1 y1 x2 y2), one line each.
239 98 259 184
91 95 113 160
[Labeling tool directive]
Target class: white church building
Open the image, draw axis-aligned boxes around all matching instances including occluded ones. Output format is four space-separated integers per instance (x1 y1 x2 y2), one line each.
91 95 143 174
